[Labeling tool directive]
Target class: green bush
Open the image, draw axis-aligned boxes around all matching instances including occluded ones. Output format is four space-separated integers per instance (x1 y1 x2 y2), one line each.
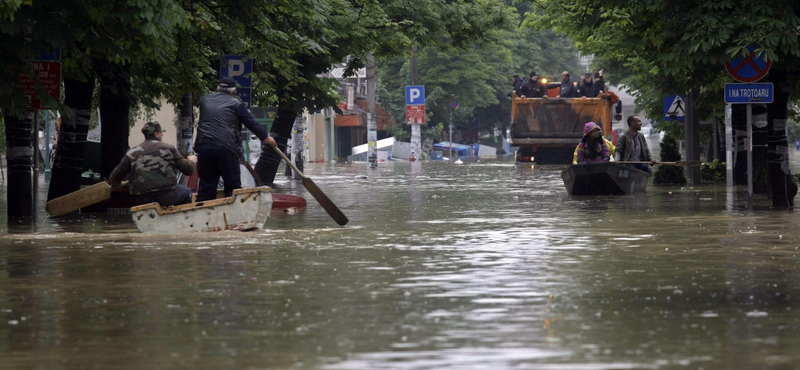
700 159 726 183
653 135 686 185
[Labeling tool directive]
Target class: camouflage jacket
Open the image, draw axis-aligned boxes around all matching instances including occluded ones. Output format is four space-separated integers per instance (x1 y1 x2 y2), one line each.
110 140 195 195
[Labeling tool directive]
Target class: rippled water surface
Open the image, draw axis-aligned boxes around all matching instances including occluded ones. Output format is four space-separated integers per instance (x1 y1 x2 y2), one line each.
2 157 800 369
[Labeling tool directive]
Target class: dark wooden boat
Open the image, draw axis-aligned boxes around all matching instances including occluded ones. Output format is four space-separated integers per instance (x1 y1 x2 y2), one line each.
561 162 651 195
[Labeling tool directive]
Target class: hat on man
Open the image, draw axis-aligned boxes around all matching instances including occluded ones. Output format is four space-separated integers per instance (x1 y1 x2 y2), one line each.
142 121 165 136
219 76 238 88
529 71 538 77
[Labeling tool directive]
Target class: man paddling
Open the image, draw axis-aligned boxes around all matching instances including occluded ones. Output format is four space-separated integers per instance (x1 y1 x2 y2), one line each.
615 115 658 172
110 122 197 207
195 76 276 201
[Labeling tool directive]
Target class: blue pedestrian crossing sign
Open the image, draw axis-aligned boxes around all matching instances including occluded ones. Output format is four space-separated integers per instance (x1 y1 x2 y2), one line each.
405 86 425 105
663 95 686 121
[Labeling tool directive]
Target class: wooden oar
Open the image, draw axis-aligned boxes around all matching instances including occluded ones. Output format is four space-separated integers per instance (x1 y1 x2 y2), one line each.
269 143 348 226
617 161 702 167
243 161 265 186
46 181 127 216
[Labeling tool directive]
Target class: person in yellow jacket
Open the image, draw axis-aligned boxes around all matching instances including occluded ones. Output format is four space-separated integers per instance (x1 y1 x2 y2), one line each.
573 137 616 164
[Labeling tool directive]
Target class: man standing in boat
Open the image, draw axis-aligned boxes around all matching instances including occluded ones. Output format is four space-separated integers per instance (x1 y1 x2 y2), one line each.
195 76 277 202
110 122 197 207
615 115 658 172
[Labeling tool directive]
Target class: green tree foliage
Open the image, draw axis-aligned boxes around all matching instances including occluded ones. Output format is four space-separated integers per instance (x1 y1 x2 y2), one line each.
379 3 581 141
525 0 800 134
653 135 686 185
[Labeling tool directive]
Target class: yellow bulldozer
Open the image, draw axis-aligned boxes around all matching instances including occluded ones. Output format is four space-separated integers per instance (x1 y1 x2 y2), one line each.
510 91 618 164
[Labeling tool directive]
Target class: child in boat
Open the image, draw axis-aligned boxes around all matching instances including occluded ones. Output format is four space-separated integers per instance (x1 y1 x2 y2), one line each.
575 122 610 164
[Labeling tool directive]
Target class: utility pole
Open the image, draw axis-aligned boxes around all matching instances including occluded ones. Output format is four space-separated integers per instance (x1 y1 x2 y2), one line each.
177 94 193 155
367 53 378 169
290 116 304 179
410 47 421 160
449 112 453 163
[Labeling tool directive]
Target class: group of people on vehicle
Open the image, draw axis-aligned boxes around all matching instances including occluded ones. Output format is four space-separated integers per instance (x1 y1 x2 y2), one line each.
510 70 606 99
573 115 658 173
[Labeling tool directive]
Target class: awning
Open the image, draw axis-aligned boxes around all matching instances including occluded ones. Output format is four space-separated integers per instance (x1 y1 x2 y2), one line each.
334 115 364 127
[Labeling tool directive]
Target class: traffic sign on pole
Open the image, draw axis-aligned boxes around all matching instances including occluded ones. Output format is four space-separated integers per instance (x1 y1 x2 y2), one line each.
18 61 61 109
663 95 686 121
724 83 773 104
34 47 61 61
405 85 425 125
405 86 425 105
725 45 771 83
220 55 253 107
406 105 426 124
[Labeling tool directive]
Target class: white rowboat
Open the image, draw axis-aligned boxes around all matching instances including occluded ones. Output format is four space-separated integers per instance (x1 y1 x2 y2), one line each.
130 187 273 233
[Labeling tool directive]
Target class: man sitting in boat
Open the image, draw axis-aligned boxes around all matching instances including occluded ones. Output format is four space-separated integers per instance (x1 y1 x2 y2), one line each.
575 122 611 164
110 121 197 207
614 115 659 172
573 127 615 164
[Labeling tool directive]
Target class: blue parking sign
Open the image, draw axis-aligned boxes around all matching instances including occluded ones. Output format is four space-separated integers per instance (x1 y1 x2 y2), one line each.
220 55 252 88
405 86 425 105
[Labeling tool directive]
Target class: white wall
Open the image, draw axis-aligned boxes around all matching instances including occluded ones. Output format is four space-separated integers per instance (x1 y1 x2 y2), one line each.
129 97 178 147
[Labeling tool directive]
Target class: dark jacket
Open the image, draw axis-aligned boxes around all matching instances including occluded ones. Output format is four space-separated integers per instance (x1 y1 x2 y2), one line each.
614 131 653 162
110 139 195 195
518 79 545 98
576 80 595 98
547 79 576 97
593 76 606 94
508 78 525 97
196 91 270 158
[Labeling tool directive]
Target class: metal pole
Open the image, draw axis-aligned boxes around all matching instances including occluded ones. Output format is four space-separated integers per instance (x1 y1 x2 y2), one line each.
746 104 753 198
45 110 51 181
366 53 378 169
32 110 39 218
449 113 453 163
725 104 733 189
326 108 335 162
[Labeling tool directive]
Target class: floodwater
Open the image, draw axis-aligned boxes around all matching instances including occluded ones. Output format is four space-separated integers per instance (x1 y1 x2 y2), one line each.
3 151 800 369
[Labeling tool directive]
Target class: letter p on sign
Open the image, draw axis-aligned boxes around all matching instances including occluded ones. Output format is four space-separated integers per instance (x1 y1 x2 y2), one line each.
405 85 425 105
227 60 245 77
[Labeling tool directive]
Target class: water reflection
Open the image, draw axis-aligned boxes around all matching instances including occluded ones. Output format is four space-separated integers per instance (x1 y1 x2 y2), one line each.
1 159 800 369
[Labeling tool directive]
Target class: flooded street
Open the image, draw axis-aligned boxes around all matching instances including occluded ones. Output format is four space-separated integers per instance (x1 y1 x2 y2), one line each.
3 157 800 369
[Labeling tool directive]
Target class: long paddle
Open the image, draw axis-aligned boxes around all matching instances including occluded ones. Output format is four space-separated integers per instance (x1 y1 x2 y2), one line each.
617 160 702 167
269 142 348 226
242 161 265 186
46 181 128 216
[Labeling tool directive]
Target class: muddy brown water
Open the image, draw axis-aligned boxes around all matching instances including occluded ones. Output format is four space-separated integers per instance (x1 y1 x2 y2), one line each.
2 152 800 369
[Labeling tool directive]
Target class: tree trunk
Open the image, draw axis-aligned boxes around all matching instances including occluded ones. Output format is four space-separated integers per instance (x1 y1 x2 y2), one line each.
4 111 34 218
766 76 797 208
99 63 131 181
47 77 95 202
177 94 193 155
254 106 297 186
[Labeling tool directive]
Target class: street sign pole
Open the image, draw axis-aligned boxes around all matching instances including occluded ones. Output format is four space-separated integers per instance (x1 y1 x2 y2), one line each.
725 104 733 210
32 110 39 218
723 83 773 199
449 113 453 163
405 86 425 160
747 104 753 200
